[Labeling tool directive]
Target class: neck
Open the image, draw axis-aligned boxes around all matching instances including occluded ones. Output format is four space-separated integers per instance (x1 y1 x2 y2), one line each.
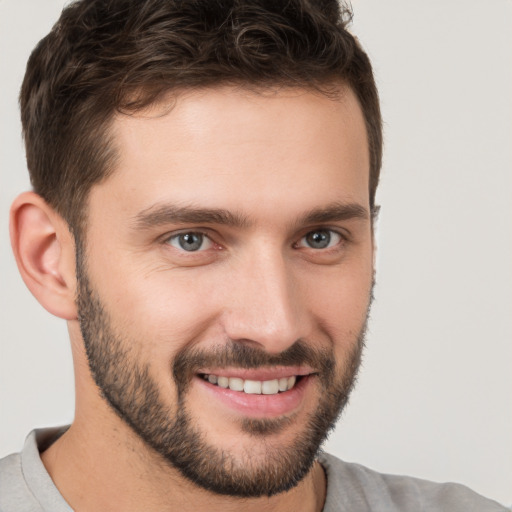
41 418 326 512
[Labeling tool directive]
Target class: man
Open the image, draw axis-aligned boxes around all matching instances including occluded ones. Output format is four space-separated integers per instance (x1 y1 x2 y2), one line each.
0 0 508 510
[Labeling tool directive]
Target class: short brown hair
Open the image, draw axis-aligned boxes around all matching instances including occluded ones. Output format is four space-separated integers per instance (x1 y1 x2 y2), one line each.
20 0 382 236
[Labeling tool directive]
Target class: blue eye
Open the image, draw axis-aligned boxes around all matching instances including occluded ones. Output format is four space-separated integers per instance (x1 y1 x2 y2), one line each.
299 230 341 249
167 232 212 252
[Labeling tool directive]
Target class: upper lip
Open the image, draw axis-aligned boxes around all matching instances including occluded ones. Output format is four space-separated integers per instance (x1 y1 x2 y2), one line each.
197 366 315 381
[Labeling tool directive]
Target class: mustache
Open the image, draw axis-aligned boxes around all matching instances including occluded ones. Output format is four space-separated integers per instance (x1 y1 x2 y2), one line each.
172 339 335 391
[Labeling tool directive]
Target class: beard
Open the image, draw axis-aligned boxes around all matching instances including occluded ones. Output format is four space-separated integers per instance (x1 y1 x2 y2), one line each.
76 250 371 497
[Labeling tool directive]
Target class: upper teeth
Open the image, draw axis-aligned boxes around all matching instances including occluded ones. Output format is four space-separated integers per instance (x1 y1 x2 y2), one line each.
203 374 297 395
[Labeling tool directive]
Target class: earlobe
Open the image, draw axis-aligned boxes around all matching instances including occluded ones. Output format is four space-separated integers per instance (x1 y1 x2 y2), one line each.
10 192 78 320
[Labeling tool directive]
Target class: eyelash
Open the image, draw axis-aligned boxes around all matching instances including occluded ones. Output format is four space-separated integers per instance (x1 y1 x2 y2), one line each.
164 228 347 254
166 231 216 252
294 229 345 251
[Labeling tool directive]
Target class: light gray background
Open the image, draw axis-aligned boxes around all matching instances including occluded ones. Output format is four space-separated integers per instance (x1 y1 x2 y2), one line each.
1 0 511 506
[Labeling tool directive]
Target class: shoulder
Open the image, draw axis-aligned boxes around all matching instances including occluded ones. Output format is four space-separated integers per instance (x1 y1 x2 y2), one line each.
0 451 43 512
319 452 509 512
0 429 72 512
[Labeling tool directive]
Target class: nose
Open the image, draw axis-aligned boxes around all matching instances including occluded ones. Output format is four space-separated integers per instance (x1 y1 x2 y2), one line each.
220 247 312 354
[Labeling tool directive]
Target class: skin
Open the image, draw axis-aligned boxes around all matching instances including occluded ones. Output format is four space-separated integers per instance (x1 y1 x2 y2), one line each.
11 85 374 512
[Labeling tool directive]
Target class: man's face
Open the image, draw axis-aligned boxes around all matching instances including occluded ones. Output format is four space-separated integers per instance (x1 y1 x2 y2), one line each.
76 86 374 496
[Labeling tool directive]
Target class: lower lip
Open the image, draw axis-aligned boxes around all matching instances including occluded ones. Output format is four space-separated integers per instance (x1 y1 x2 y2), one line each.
196 375 312 418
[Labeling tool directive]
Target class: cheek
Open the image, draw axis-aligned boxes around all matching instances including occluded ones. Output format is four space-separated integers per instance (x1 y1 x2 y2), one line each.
86 234 373 369
301 261 373 345
88 255 223 364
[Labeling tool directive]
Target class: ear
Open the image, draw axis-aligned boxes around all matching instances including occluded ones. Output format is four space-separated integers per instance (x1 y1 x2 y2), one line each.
10 192 78 320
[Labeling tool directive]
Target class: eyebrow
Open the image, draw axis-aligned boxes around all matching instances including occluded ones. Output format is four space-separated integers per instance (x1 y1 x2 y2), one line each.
133 204 251 229
296 202 370 226
132 201 369 231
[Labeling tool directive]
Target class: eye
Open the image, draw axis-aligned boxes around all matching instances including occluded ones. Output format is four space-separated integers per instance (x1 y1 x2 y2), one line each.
167 232 213 252
298 229 342 250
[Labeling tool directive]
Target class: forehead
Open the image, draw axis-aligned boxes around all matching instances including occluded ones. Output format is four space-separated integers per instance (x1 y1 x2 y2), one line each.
91 86 370 222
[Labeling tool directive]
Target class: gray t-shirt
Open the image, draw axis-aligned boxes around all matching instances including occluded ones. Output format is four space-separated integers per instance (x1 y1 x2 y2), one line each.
0 428 508 511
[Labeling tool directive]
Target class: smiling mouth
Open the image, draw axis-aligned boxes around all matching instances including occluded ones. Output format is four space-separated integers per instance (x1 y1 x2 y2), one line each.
199 374 304 395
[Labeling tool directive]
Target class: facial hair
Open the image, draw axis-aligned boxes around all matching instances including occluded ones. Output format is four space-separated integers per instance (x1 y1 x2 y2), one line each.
76 250 371 497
